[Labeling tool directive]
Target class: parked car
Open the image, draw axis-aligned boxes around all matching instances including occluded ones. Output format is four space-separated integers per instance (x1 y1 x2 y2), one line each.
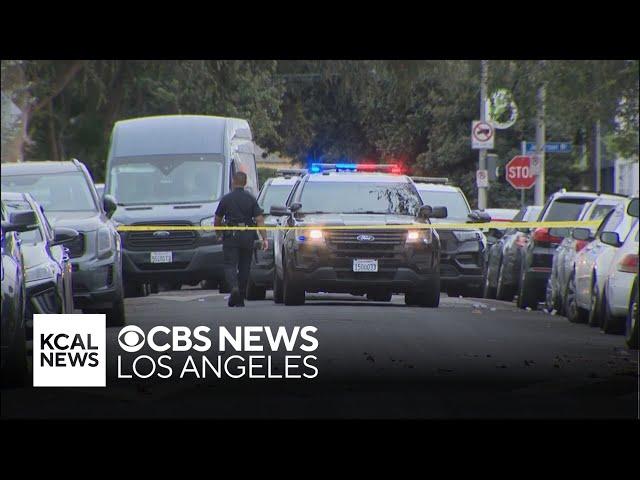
247 170 304 300
517 190 604 310
1 160 126 326
545 195 624 314
626 276 638 349
600 200 638 334
483 205 542 300
412 177 488 297
104 115 259 294
1 203 38 386
2 192 76 324
567 197 636 327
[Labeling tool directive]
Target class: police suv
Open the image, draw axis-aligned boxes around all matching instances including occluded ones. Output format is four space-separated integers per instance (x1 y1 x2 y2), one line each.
270 164 446 306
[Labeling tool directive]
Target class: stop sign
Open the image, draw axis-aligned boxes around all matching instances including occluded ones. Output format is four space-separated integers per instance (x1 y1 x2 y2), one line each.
506 155 536 189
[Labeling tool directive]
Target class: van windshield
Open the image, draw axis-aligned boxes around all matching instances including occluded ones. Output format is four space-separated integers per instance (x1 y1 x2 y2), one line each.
107 154 224 205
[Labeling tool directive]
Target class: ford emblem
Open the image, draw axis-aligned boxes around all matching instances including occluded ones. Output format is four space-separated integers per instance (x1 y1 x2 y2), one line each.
357 234 375 242
153 231 171 238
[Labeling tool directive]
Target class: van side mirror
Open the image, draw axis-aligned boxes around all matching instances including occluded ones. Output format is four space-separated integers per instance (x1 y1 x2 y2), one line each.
3 210 39 233
572 228 592 241
600 231 621 247
269 205 289 216
103 194 117 218
51 227 79 247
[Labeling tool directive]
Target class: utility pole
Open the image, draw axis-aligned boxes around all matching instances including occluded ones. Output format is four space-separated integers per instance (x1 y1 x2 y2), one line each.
534 60 546 206
478 60 488 210
595 119 601 191
520 141 527 208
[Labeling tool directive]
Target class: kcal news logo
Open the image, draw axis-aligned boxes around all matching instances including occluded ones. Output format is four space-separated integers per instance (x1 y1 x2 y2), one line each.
33 314 106 387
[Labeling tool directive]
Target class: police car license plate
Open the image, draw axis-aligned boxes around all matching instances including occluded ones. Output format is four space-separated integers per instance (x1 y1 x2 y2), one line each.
353 259 378 272
150 251 173 263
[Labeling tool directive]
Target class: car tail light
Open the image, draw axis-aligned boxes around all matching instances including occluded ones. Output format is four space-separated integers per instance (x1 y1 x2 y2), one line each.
532 227 563 245
617 254 639 273
515 233 529 247
575 239 589 252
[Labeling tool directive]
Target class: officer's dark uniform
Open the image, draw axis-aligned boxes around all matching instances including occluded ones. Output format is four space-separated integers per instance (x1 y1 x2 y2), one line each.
215 187 263 304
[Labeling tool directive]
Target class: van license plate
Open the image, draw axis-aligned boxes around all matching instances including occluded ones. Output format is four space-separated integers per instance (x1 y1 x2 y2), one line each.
150 251 173 263
353 259 378 272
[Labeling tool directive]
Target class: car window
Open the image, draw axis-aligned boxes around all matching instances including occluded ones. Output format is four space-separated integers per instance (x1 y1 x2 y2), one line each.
259 184 295 213
543 197 593 221
416 189 470 219
589 203 617 221
2 172 98 212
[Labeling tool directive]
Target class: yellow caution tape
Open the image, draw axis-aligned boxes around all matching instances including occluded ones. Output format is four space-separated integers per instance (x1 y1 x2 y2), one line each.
116 220 601 232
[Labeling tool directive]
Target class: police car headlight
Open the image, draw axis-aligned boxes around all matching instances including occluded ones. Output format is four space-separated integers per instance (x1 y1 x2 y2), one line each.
97 227 113 257
452 230 482 243
296 228 324 243
406 229 432 244
25 263 56 283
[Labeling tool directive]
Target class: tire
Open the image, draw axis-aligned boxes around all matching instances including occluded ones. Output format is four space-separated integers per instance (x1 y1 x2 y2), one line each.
273 268 284 304
625 279 638 349
246 277 267 301
1 322 28 387
150 282 159 294
566 271 588 323
587 277 602 328
367 292 392 302
601 288 624 334
517 271 538 310
496 264 515 301
446 288 461 298
483 272 497 299
410 276 440 307
124 280 146 298
283 258 305 306
544 276 560 312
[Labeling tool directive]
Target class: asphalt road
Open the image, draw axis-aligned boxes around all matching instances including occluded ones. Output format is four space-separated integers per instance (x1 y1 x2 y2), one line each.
2 288 638 419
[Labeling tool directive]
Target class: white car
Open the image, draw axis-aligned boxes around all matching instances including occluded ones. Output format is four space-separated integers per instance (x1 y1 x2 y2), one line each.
571 198 637 328
601 210 638 334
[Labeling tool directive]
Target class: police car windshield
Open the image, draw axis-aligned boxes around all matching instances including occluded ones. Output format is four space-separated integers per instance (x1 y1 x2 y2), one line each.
416 190 470 219
108 154 223 205
1 172 97 212
259 185 294 213
299 182 422 215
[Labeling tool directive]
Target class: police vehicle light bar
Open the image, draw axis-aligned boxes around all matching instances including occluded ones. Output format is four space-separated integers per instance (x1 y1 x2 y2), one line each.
310 163 403 174
411 176 449 184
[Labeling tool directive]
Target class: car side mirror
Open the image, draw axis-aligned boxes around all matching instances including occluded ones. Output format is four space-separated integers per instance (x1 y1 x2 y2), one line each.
429 206 448 219
4 210 39 233
51 227 79 247
467 210 491 223
572 228 592 241
600 231 621 247
103 194 117 218
549 228 570 238
289 202 302 213
627 198 638 218
269 205 290 216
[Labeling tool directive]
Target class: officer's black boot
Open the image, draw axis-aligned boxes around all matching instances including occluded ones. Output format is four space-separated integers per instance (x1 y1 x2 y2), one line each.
228 287 240 307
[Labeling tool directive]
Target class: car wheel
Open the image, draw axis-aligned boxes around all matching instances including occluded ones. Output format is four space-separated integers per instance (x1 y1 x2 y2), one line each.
587 276 602 327
517 271 537 310
404 292 419 306
414 276 440 307
367 292 392 302
625 279 638 349
544 276 559 312
496 264 514 301
1 322 28 387
246 277 266 301
273 268 284 304
483 271 497 299
283 257 305 306
601 287 624 334
566 271 587 323
124 281 146 298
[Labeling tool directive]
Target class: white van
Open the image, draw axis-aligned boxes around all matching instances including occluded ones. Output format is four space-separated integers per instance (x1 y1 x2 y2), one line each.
103 115 259 295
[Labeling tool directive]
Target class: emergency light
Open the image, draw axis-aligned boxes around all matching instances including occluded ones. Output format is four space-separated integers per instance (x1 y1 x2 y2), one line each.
310 163 403 174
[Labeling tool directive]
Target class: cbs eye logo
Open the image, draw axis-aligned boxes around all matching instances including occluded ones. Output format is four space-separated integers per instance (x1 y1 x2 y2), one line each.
118 326 146 353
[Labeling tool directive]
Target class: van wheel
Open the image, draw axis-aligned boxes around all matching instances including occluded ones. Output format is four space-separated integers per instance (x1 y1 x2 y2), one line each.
246 278 266 300
283 259 305 306
566 272 587 323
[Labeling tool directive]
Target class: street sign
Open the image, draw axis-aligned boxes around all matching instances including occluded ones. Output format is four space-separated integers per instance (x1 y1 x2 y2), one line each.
525 142 572 154
476 169 489 188
472 121 494 149
506 155 536 190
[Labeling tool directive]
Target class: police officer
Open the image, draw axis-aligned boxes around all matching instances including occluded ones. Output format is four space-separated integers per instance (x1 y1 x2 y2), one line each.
214 172 268 307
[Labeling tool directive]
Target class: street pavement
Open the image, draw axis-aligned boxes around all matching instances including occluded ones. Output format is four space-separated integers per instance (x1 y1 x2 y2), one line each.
2 288 638 419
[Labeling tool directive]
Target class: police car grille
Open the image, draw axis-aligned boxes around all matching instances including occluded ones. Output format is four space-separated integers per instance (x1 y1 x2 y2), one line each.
125 221 196 249
326 230 405 246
